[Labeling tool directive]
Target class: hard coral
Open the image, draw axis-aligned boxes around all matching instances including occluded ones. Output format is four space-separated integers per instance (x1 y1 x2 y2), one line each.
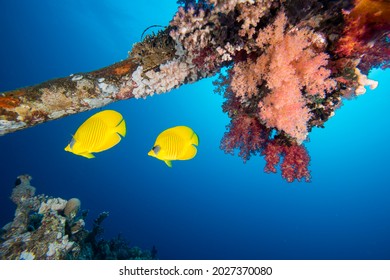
0 176 79 259
1 175 155 259
354 68 378 95
5 175 41 237
131 59 192 99
237 0 274 38
64 198 81 220
11 175 35 205
38 198 67 214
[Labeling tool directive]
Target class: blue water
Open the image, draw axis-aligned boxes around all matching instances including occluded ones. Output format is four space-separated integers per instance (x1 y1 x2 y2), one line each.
0 0 389 260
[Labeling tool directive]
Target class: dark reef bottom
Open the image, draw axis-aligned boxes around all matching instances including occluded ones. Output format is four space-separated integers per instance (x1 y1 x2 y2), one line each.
0 174 157 260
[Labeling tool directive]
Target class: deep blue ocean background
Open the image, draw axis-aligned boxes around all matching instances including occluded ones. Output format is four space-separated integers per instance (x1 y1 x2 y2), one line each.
0 0 389 260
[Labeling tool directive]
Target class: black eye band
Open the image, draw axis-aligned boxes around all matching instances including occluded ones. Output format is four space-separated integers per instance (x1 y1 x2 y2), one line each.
153 145 160 154
69 138 76 149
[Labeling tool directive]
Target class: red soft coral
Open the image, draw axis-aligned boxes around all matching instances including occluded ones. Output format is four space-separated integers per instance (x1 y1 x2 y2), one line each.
220 115 268 162
262 140 311 182
280 144 311 183
262 140 284 174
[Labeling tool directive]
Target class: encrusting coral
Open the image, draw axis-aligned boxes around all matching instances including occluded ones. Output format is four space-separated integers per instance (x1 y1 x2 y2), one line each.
0 0 388 182
335 0 390 73
0 175 156 260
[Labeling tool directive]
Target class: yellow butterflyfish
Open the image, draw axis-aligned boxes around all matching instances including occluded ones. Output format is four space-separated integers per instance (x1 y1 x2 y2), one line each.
148 126 199 167
64 110 126 159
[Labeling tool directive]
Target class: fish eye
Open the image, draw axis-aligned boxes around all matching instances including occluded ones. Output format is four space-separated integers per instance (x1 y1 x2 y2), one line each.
152 145 160 155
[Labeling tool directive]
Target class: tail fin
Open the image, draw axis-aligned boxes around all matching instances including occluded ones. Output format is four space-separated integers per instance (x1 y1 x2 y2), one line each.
191 131 199 146
116 118 126 137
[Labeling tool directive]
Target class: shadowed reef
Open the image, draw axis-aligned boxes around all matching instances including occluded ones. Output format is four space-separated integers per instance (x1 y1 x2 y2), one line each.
0 175 157 260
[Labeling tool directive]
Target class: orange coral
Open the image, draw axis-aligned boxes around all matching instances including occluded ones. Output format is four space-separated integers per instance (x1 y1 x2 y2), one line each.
350 0 390 24
114 60 134 76
336 0 390 72
0 96 20 109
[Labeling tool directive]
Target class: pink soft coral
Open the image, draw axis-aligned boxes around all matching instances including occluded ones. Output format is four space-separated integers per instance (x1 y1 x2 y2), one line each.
259 86 311 144
231 11 334 143
217 10 337 182
257 12 334 143
230 60 262 99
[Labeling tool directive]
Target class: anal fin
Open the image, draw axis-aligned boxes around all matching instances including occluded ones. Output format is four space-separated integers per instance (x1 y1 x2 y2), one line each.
81 152 95 159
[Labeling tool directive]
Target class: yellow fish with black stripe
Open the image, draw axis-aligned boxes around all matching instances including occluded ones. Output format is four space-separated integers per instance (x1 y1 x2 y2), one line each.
148 126 199 167
65 110 126 159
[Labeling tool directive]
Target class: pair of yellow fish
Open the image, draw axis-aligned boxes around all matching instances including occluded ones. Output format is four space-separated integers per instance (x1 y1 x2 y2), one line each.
64 110 199 167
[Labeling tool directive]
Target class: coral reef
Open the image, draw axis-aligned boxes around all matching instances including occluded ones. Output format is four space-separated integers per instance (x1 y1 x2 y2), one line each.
73 212 156 260
1 0 388 181
207 0 387 182
64 198 81 220
0 175 156 260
